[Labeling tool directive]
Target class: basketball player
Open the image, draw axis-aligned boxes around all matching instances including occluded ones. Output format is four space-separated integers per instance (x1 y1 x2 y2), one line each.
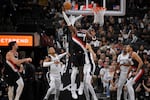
125 44 144 100
4 41 32 100
43 47 67 100
84 44 98 100
117 45 133 100
62 9 88 99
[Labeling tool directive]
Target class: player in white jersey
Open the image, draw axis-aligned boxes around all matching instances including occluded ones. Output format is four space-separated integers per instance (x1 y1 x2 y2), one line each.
84 43 98 100
117 45 133 100
43 47 67 100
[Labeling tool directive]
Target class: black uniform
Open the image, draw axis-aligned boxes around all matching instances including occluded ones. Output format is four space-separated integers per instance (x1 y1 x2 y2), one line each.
71 30 86 67
3 56 20 86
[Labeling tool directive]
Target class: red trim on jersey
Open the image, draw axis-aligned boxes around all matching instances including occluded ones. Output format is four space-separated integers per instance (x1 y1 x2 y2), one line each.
8 60 19 70
72 35 86 48
133 69 144 82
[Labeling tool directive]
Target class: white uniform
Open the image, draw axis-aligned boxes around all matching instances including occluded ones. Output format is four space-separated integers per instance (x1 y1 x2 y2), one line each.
117 53 133 100
43 53 67 100
49 54 62 75
84 51 97 100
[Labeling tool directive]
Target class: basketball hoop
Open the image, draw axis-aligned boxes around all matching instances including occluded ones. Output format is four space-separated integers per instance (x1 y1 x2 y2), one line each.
65 6 106 26
65 0 126 16
92 7 106 26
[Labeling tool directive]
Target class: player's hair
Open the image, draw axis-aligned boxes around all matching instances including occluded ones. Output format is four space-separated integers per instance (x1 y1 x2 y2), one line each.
8 41 16 50
75 21 82 30
128 43 136 51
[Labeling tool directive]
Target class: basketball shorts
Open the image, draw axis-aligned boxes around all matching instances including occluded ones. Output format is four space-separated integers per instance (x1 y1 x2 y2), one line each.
71 52 85 67
3 63 20 86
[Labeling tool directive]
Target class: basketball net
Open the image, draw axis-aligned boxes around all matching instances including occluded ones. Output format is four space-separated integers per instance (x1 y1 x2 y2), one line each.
92 7 106 26
65 2 106 26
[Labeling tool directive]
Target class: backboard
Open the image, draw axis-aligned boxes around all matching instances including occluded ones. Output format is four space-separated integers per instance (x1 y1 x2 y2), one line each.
65 0 126 16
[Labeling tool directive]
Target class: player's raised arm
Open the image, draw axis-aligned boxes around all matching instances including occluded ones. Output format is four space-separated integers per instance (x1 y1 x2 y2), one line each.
62 8 76 34
62 7 83 35
43 56 54 67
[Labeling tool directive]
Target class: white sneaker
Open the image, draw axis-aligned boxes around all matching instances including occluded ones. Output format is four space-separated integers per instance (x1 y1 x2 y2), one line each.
71 91 78 99
71 84 78 99
78 82 84 95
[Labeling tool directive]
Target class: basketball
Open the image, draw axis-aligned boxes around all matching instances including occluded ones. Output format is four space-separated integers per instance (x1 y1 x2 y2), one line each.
63 1 72 10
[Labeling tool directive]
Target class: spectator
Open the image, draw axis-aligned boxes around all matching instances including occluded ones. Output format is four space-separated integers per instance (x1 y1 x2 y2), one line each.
142 77 150 99
104 65 115 98
100 61 109 96
109 71 118 100
93 59 104 92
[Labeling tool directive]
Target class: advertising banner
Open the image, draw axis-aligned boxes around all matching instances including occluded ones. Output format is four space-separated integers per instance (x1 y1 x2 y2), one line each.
0 34 33 46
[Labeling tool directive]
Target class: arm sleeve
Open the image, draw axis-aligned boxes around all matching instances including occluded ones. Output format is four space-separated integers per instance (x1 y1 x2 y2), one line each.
43 61 54 67
58 52 67 59
69 15 83 26
62 11 72 26
75 15 83 22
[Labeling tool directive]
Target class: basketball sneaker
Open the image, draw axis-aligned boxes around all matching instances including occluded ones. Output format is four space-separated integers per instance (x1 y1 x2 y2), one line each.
78 82 84 95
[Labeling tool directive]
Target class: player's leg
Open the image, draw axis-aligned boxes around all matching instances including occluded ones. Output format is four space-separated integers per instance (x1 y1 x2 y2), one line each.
78 53 85 95
78 66 84 95
83 64 90 100
54 77 61 100
84 83 90 100
71 67 78 99
126 69 144 100
44 76 55 100
126 77 135 100
8 86 14 100
84 64 98 100
87 76 98 100
117 72 128 100
14 77 24 100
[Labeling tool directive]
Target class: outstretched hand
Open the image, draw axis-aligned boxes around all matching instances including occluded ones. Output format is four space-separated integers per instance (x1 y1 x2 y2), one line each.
69 15 83 26
26 58 32 62
86 43 92 50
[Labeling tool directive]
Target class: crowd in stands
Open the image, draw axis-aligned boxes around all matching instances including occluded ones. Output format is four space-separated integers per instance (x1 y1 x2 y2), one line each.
0 0 150 100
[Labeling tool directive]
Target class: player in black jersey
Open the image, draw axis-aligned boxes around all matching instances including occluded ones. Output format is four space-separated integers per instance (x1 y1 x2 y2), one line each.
125 44 144 100
4 41 32 100
62 9 95 99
